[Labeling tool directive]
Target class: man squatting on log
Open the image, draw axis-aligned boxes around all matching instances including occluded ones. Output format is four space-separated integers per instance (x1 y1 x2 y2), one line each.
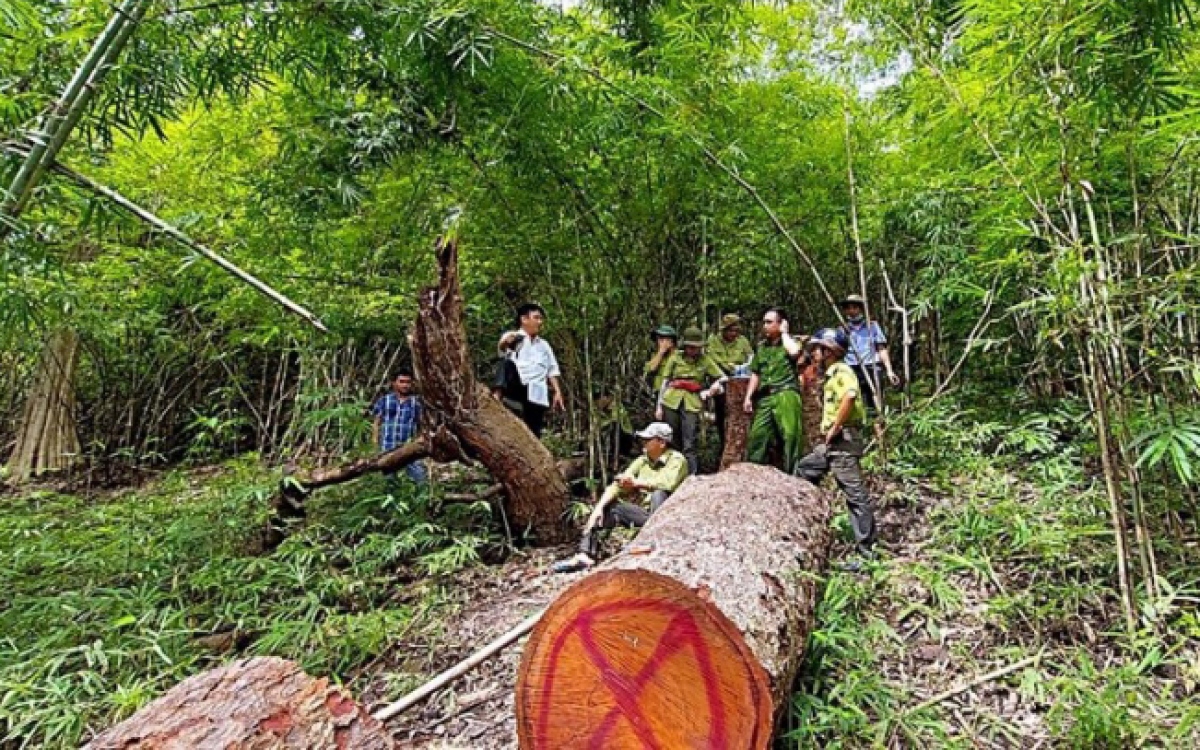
493 302 565 438
552 421 688 573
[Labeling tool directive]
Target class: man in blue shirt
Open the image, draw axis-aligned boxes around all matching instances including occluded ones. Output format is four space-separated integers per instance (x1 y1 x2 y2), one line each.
371 370 428 486
840 295 900 417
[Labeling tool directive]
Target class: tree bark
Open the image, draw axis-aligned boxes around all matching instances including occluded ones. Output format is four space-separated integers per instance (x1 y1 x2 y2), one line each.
799 360 823 452
83 657 394 749
719 378 751 470
410 238 570 544
6 329 82 482
515 463 832 749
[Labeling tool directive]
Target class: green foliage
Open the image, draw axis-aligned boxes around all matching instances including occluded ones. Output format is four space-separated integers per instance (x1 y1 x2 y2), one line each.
0 460 485 747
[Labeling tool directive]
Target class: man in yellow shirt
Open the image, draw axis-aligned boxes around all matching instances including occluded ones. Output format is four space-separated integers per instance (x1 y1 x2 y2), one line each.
656 327 725 475
706 314 754 444
553 422 688 573
796 328 876 559
643 325 678 393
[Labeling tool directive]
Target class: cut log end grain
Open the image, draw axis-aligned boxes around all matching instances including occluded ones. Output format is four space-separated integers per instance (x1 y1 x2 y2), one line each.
515 463 832 750
516 569 773 749
83 657 394 750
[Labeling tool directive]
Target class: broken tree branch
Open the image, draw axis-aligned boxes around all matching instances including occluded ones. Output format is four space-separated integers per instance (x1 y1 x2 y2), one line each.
372 608 545 723
928 280 999 404
905 651 1043 715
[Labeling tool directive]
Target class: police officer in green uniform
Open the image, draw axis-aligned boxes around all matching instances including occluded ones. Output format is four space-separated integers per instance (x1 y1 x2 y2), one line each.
795 328 876 560
743 308 805 474
656 327 725 476
706 313 754 444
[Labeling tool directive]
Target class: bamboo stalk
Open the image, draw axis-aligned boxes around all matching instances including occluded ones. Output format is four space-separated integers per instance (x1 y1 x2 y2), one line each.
1 147 329 333
488 27 848 323
1 0 149 227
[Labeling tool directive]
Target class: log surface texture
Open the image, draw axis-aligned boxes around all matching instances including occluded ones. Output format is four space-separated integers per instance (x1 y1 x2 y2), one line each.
83 657 394 750
515 463 832 749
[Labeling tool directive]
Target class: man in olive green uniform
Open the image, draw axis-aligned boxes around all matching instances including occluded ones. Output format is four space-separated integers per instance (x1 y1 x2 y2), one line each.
656 327 725 475
743 308 804 474
706 313 754 444
643 325 678 393
552 422 688 573
796 328 876 557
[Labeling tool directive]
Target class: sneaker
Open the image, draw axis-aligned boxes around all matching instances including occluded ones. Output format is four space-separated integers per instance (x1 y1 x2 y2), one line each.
551 553 595 574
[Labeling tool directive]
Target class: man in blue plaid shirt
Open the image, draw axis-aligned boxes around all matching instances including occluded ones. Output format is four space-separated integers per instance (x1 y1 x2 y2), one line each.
371 370 427 486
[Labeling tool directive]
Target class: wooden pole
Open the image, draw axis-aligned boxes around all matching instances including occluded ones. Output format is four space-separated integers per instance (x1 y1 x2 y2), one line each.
372 609 545 723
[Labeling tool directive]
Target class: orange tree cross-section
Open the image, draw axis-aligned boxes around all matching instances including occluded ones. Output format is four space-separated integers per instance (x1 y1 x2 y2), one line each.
516 463 833 749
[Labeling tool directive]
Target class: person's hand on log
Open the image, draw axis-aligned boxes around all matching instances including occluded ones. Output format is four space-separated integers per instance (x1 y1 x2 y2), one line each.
743 396 754 414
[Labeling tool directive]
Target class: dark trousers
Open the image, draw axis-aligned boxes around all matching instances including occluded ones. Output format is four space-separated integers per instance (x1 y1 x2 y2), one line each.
714 393 728 444
662 406 699 476
495 358 548 438
851 364 883 414
795 437 876 551
579 489 669 557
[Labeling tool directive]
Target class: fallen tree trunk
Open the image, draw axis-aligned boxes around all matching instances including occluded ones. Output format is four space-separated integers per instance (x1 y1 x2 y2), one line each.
266 438 434 548
266 238 575 546
410 238 570 544
84 657 393 749
515 463 832 749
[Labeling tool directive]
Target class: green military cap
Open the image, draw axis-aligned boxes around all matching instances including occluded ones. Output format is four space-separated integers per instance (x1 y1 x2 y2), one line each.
719 313 742 330
651 325 679 340
681 326 706 347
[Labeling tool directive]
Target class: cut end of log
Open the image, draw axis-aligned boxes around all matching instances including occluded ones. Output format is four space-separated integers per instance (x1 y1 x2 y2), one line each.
515 568 773 750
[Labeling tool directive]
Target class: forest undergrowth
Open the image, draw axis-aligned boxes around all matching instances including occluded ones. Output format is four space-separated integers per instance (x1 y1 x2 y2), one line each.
1 396 1198 748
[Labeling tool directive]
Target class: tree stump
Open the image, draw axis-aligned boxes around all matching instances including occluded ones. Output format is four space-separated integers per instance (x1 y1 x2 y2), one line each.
718 377 752 470
83 657 393 749
799 360 823 452
6 328 81 481
515 464 832 749
410 238 571 544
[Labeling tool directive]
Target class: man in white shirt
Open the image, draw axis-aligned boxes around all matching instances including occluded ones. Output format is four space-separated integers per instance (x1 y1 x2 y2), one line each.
493 303 565 438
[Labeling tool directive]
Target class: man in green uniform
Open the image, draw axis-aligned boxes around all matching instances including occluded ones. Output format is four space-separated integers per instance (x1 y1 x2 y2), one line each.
706 313 754 444
643 325 678 393
795 328 876 559
552 422 688 573
656 327 725 476
743 308 805 473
